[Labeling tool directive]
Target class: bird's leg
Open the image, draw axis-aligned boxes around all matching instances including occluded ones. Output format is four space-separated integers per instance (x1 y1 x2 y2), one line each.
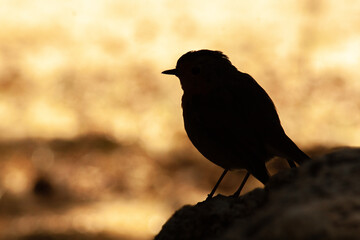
206 169 228 200
232 172 250 198
287 159 297 168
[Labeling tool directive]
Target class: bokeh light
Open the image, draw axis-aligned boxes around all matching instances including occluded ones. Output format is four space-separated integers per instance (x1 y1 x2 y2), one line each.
0 1 359 239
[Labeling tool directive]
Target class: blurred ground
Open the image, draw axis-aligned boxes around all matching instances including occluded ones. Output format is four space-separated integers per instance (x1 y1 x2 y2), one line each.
0 135 328 240
0 0 359 239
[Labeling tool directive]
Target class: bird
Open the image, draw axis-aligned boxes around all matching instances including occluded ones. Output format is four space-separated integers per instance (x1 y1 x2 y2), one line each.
162 49 310 199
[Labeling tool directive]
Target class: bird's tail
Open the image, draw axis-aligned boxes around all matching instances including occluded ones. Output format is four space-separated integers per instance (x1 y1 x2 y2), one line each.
268 134 311 165
282 137 311 165
289 148 311 165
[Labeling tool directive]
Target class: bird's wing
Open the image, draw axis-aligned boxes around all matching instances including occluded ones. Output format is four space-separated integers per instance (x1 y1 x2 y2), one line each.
229 72 310 163
230 72 285 138
189 80 272 163
196 71 284 160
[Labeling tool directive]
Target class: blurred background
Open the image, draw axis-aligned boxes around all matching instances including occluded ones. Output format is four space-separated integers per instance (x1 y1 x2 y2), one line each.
0 0 359 239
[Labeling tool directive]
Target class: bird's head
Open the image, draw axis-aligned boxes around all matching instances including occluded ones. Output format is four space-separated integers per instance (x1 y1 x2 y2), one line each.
162 50 237 93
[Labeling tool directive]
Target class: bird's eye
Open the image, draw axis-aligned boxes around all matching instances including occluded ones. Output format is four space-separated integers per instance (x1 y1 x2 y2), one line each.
191 66 200 75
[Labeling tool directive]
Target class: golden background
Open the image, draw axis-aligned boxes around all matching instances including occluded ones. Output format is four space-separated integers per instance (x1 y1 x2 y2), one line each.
0 0 359 239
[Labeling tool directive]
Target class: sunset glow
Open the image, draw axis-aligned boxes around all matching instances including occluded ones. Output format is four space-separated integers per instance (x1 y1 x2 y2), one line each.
0 1 359 239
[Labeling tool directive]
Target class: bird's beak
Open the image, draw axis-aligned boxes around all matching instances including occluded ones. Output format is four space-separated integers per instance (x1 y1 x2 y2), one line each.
162 69 177 75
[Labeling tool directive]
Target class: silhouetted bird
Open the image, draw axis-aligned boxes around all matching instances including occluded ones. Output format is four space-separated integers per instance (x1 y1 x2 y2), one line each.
162 50 310 199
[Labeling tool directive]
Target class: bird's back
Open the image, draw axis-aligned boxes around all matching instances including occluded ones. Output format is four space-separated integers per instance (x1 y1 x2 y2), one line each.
232 72 310 164
182 70 309 173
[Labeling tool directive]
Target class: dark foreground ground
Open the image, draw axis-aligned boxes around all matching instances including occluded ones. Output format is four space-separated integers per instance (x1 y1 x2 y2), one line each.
156 147 360 240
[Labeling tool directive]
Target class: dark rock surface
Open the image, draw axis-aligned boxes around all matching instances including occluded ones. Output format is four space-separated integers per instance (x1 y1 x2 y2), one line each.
155 148 360 240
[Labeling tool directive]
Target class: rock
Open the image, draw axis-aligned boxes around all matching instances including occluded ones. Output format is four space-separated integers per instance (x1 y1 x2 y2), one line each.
155 148 360 240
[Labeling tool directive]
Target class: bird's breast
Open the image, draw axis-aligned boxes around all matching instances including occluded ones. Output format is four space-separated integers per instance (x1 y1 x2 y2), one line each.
181 93 245 168
181 94 220 130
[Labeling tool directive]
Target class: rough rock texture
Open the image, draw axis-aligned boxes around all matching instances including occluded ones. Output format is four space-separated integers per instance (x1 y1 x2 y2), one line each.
155 148 360 240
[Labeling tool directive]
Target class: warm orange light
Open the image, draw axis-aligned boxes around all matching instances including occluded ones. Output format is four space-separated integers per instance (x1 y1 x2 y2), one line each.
0 1 360 239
